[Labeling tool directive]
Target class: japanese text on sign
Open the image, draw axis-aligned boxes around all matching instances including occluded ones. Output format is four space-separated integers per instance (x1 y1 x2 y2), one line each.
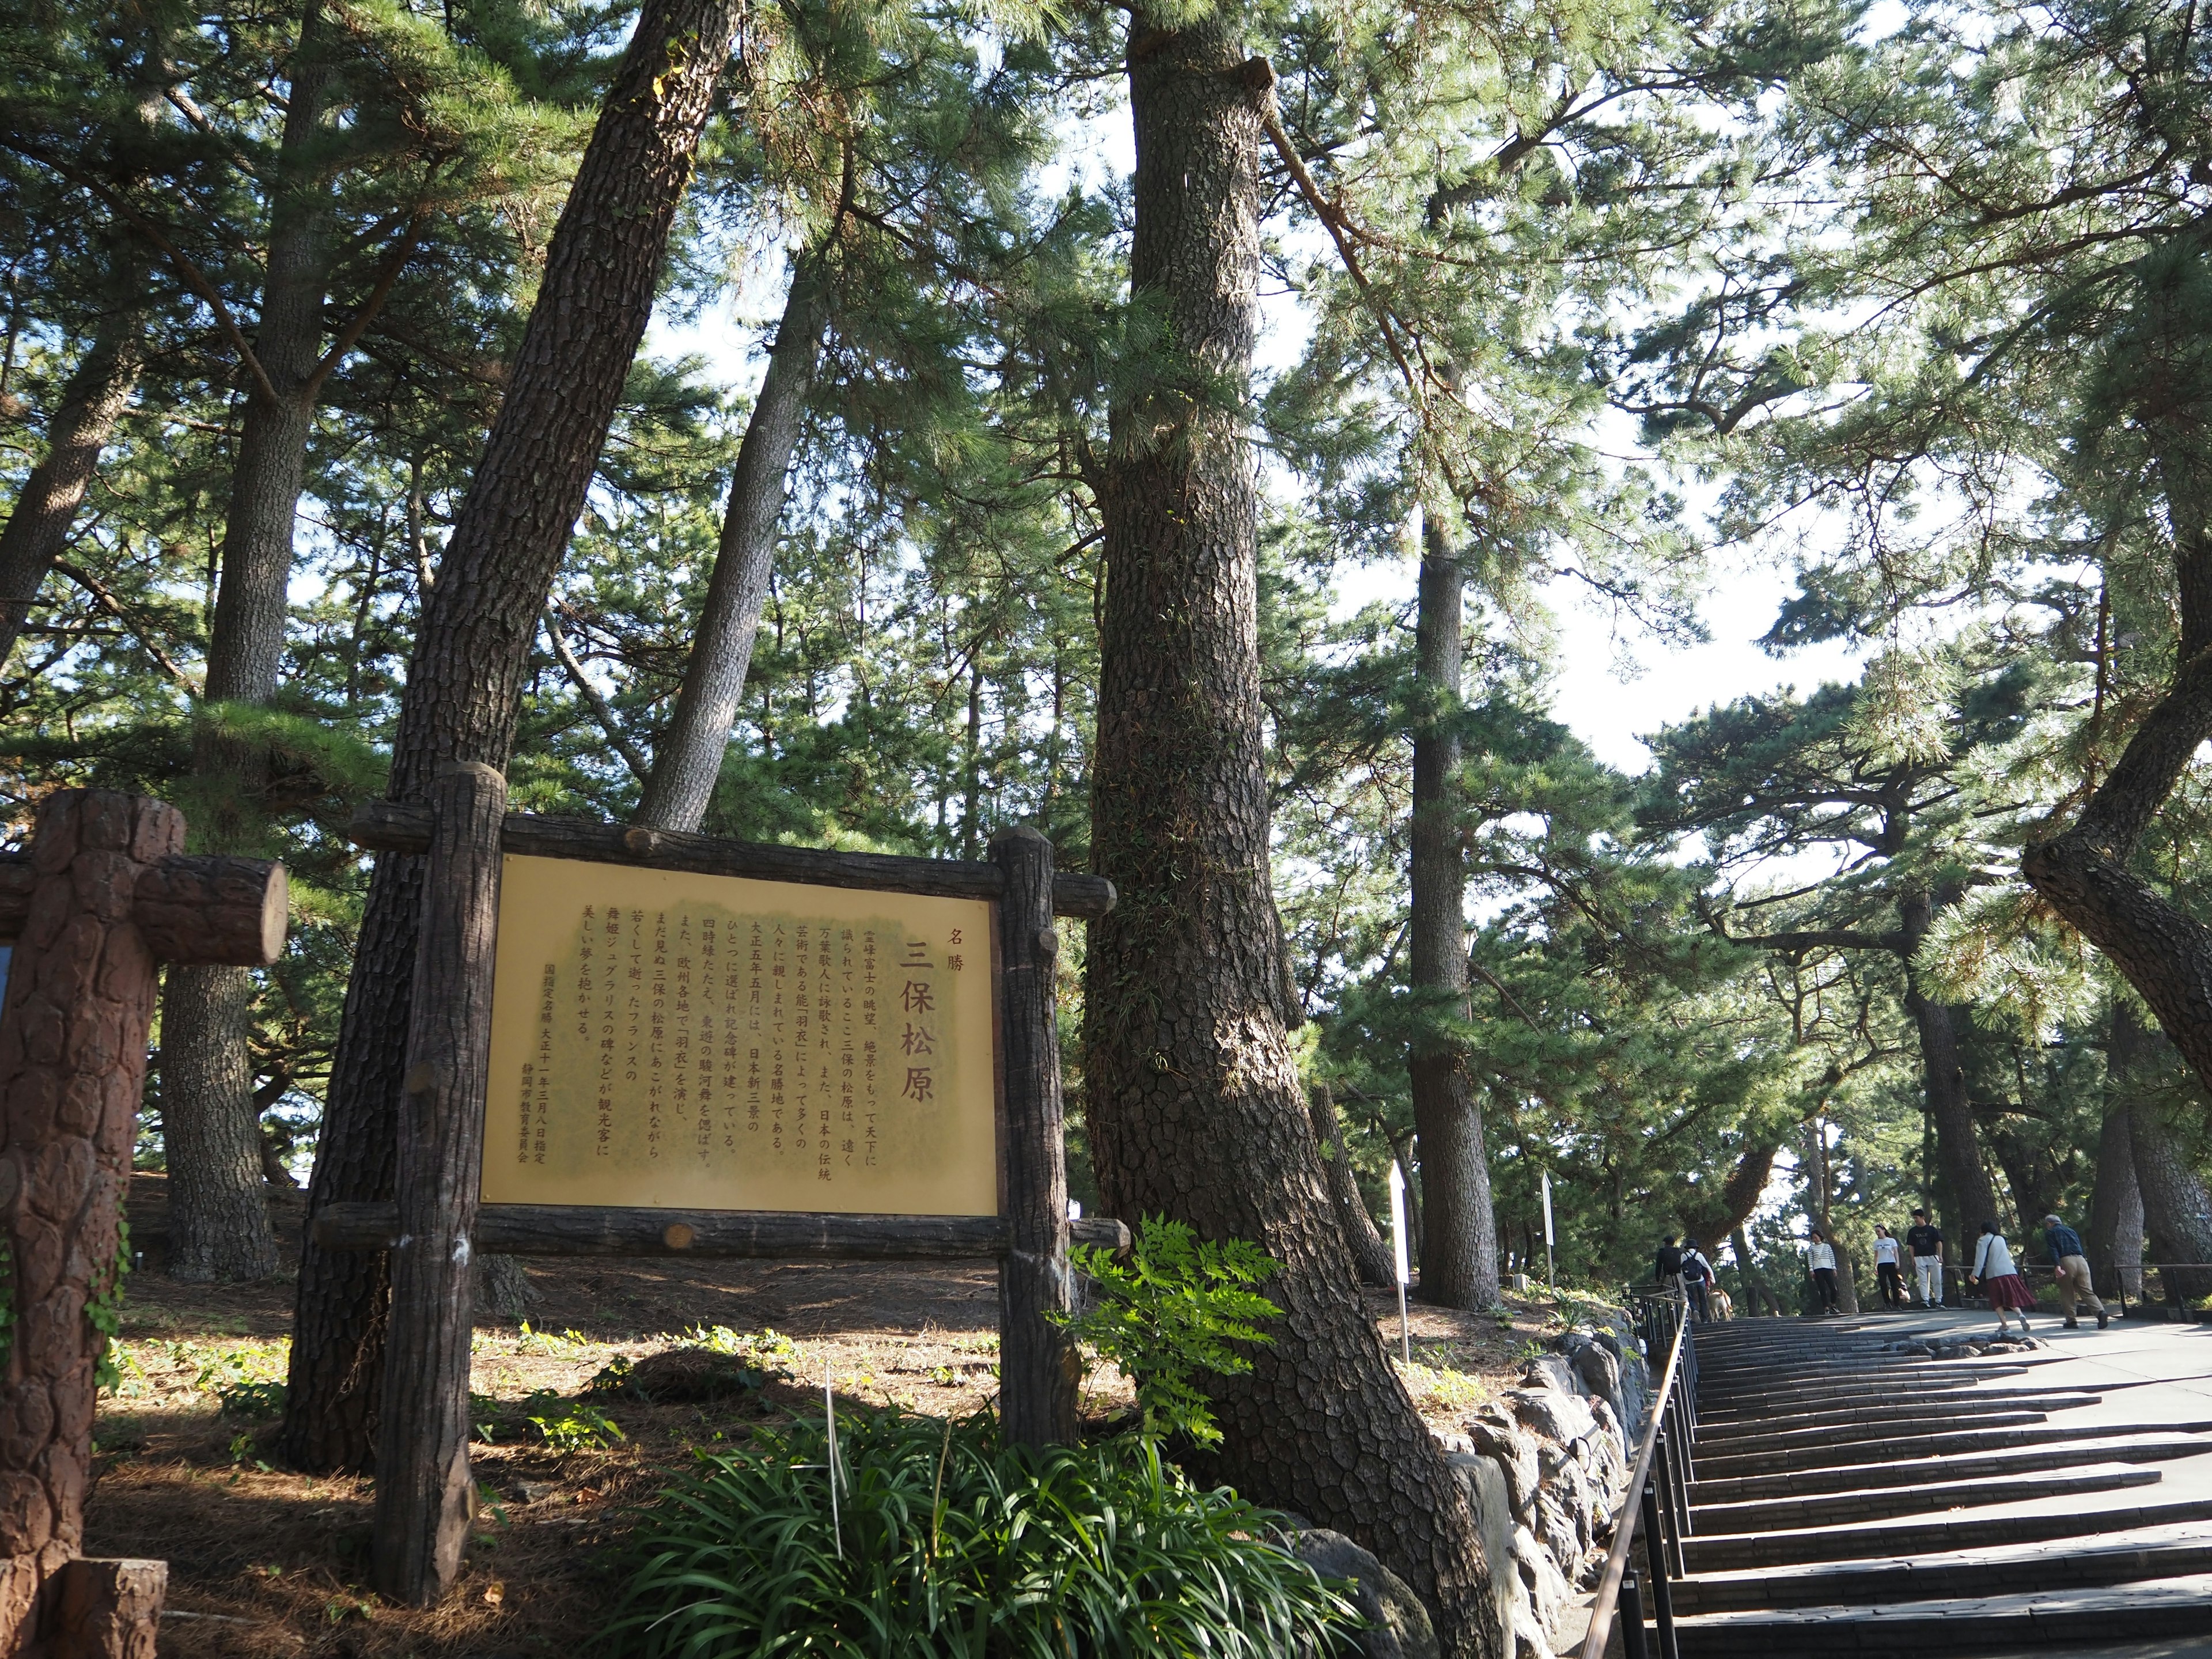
483 855 998 1215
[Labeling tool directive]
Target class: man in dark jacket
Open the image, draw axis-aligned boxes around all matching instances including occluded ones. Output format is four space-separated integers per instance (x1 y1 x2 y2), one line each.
2043 1213 2109 1330
1904 1209 1945 1308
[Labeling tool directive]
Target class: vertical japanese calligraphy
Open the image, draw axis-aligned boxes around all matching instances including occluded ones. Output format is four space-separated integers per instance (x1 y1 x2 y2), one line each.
482 855 998 1215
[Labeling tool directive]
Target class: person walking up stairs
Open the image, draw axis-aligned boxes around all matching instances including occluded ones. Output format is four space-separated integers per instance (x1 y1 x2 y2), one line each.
2042 1211 2110 1330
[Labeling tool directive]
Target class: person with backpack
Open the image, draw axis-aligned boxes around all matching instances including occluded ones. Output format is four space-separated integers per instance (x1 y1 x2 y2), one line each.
2041 1212 2109 1330
1680 1239 1716 1322
1968 1221 2036 1338
1807 1227 1841 1315
1654 1234 1685 1301
1904 1207 1946 1307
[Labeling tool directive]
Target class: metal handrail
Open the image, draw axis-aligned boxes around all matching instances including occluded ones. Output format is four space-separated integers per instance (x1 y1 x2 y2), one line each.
1578 1291 1697 1659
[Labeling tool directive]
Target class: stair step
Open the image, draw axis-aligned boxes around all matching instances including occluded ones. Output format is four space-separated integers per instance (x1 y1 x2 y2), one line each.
1682 1495 2212 1571
1695 1426 2212 1483
1672 1573 2212 1657
1690 1460 2166 1534
1698 1388 2100 1430
1695 1397 2100 1444
1694 1410 2050 1456
1671 1527 2212 1613
1681 1433 2203 1504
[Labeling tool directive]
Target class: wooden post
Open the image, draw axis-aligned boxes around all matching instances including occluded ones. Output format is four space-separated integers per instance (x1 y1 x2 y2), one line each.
988 825 1080 1446
0 791 285 1656
372 763 506 1605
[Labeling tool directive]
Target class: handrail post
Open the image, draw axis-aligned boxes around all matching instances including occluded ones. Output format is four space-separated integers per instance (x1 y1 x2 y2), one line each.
1640 1480 1680 1659
1620 1573 1649 1659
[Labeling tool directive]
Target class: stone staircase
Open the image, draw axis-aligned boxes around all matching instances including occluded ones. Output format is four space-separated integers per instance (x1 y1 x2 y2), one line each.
1665 1315 2212 1657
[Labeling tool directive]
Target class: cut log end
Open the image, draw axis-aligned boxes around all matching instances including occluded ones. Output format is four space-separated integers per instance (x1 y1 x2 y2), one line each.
132 856 288 966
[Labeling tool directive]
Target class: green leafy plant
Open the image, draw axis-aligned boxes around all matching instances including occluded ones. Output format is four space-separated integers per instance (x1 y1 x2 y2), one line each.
604 1410 1356 1659
1050 1215 1281 1448
522 1392 626 1452
217 1379 288 1419
88 1224 130 1392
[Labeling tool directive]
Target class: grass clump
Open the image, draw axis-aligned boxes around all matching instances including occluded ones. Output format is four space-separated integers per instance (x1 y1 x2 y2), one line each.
605 1409 1355 1658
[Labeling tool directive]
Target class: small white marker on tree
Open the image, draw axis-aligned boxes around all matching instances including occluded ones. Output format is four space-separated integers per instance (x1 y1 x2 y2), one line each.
1387 1161 1412 1365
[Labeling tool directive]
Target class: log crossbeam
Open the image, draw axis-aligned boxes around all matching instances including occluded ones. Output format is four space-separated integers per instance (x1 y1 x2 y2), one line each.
343 802 1117 920
313 1200 1130 1259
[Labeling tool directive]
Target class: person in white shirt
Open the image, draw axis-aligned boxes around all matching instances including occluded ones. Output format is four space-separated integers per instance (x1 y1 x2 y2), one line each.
1968 1221 2036 1336
1807 1227 1840 1315
1873 1225 1905 1309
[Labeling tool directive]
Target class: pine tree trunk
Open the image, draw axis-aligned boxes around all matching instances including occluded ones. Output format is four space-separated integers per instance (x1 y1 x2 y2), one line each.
1687 1136 1781 1255
281 0 748 1473
1901 892 1999 1238
162 2 336 1285
2084 1088 2145 1301
634 255 828 831
1084 19 1497 1652
1408 509 1497 1309
1731 1226 1778 1316
1309 1082 1395 1287
2112 1004 2212 1302
0 295 145 666
2022 247 2212 1099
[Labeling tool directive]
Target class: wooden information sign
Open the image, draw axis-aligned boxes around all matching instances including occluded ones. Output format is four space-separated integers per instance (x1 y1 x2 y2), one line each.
325 769 1118 1606
481 857 999 1217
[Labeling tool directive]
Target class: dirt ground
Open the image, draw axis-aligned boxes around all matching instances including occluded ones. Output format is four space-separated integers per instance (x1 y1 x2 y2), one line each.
94 1176 1562 1659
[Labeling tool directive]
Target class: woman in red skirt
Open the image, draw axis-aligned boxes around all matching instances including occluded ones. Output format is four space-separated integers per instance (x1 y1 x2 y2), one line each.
1969 1221 2036 1336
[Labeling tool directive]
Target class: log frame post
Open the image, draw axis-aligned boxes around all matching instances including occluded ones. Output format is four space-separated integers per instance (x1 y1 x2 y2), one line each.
372 763 507 1605
0 791 285 1657
988 825 1080 1446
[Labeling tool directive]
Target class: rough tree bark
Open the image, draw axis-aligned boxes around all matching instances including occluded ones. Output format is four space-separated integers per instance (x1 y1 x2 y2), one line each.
2023 241 2212 1101
0 298 146 669
161 0 337 1284
1407 507 1497 1309
1083 17 1497 1652
280 0 749 1473
2084 1078 2145 1301
634 253 830 832
1308 1082 1395 1288
1685 1135 1781 1257
2111 1003 2212 1302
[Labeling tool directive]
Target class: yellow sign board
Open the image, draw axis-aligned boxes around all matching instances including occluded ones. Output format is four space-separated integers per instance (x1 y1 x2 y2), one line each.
481 855 999 1216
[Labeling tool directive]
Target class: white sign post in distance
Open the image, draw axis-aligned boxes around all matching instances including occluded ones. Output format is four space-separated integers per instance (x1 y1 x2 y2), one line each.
1387 1161 1412 1365
1541 1169 1556 1288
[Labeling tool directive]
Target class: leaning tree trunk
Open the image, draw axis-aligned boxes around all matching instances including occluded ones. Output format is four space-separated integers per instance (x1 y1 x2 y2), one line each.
1407 506 1497 1309
2112 1004 2212 1303
2024 241 2212 1100
634 253 830 832
162 3 335 1283
1083 18 1496 1653
1308 1082 1395 1287
0 291 146 667
1687 1134 1781 1258
281 0 748 1473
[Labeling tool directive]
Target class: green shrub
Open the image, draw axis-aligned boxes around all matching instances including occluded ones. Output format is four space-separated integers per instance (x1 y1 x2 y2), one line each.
1051 1216 1280 1448
605 1410 1355 1659
522 1391 626 1452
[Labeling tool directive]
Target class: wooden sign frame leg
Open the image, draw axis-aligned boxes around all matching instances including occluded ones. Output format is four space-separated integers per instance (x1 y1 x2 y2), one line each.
988 827 1079 1446
373 763 507 1605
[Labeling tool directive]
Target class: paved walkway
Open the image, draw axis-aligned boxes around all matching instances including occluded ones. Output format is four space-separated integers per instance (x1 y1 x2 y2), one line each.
1661 1308 2212 1658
